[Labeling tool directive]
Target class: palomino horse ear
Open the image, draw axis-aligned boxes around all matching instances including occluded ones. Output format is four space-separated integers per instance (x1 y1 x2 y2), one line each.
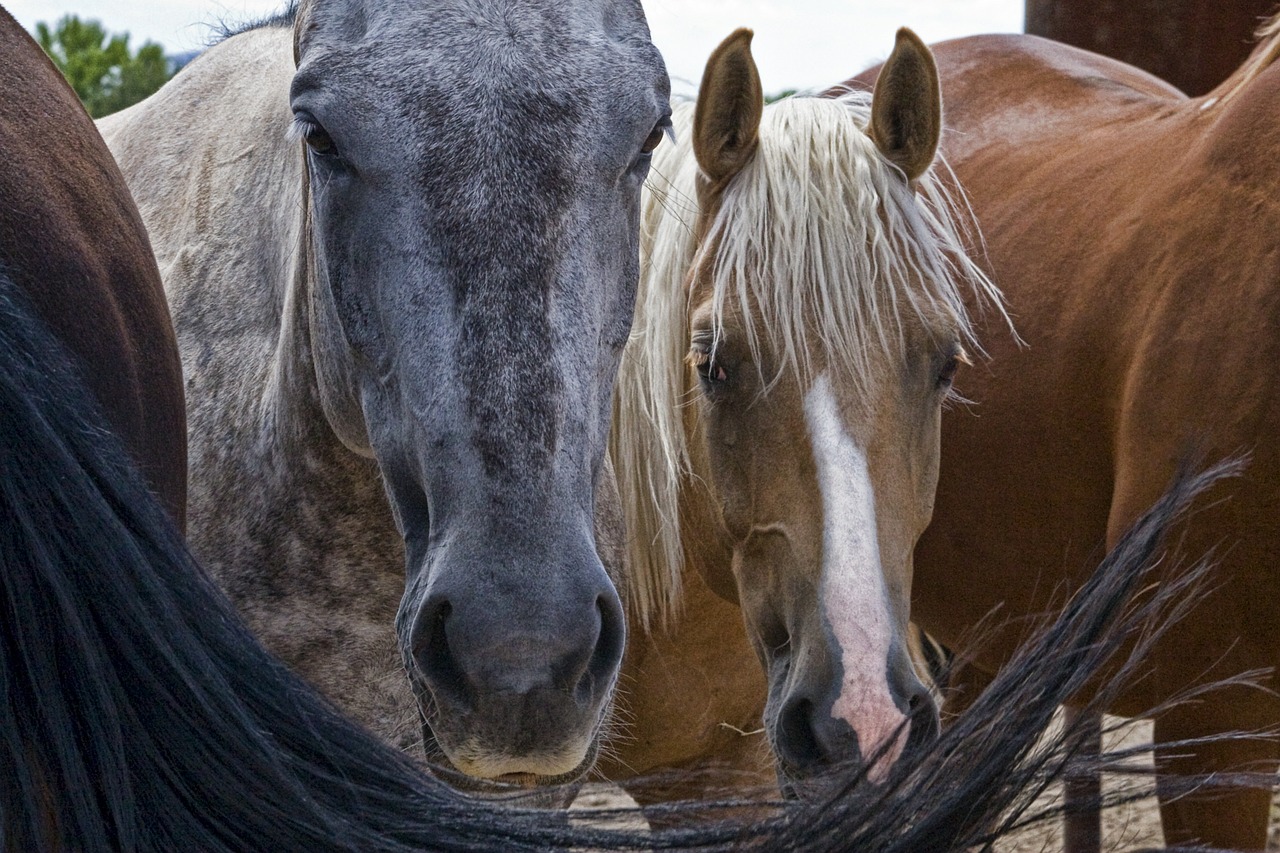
869 28 942 181
694 28 764 188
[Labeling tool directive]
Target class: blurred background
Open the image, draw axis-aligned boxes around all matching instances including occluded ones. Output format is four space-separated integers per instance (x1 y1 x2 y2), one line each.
5 0 1276 117
5 0 1022 107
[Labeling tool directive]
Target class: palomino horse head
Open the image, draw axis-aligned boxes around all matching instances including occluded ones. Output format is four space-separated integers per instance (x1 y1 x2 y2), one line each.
289 0 669 782
615 29 1003 788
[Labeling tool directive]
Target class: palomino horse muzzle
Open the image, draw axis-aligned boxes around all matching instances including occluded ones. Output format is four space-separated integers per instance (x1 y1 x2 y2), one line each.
771 642 940 788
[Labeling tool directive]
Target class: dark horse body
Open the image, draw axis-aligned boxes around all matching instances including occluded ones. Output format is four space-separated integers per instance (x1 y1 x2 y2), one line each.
0 8 1242 850
0 6 184 524
856 21 1280 851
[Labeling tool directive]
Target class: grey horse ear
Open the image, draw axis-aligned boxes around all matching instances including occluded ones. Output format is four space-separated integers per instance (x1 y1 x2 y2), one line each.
693 28 764 188
869 28 942 181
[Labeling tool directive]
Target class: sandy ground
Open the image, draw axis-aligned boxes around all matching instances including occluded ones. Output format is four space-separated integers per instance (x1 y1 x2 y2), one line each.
572 713 1280 851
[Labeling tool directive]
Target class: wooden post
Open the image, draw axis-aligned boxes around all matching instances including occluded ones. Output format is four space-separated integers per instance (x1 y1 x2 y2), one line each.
1026 0 1277 95
1062 706 1103 853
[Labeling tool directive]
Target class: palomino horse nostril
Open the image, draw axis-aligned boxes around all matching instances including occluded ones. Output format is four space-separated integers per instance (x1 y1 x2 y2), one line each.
905 688 940 757
776 697 825 773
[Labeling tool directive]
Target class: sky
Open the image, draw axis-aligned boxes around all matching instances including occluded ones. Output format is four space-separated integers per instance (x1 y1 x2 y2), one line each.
6 0 1024 96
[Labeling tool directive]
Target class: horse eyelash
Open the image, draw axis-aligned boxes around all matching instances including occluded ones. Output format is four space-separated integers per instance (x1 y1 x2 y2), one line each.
286 118 316 145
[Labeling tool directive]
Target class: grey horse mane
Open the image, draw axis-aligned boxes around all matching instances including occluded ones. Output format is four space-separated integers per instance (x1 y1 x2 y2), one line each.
213 1 299 43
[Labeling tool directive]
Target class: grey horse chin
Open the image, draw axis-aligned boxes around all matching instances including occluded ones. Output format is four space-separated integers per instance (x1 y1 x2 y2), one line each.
418 712 602 794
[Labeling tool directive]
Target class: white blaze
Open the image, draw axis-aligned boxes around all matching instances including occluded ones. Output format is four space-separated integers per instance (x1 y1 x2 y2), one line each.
803 374 907 779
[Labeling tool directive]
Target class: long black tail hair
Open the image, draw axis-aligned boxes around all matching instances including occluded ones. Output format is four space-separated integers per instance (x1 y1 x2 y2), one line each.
0 267 1238 851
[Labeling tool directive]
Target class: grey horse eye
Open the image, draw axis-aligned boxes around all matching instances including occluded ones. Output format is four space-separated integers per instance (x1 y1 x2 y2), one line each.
294 116 337 157
304 125 335 156
640 122 665 154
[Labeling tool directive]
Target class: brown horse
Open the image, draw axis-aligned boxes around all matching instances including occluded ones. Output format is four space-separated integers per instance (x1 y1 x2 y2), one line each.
0 6 185 525
1026 0 1277 96
853 16 1280 851
603 29 1006 800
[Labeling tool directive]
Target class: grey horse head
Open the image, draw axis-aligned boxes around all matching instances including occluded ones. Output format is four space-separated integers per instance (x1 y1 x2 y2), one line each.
289 0 669 783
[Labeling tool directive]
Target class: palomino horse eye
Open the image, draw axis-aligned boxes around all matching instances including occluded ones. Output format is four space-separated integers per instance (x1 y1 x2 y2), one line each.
938 356 959 387
690 347 728 388
938 348 970 388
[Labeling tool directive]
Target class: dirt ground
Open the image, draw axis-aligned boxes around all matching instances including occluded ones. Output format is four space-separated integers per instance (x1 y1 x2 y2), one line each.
572 713 1280 851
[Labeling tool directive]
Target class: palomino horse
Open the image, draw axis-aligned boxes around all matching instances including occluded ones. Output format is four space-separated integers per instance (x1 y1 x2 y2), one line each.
99 0 670 787
0 7 184 525
605 29 1006 796
853 17 1280 851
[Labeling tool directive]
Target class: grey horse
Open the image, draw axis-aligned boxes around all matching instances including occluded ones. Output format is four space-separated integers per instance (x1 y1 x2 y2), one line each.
100 0 670 789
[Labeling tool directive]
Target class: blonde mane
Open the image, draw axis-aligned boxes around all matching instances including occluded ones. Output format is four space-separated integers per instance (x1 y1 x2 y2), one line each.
612 94 1005 631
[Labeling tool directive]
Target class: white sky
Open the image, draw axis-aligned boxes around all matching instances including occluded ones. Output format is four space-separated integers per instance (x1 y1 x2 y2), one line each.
6 0 1024 95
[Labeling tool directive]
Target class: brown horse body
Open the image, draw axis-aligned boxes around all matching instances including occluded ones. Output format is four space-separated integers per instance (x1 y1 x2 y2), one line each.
0 7 185 526
1027 0 1277 95
858 27 1280 850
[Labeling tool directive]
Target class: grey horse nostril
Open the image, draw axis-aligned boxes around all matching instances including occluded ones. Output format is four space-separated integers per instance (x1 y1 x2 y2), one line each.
415 599 471 709
578 594 625 702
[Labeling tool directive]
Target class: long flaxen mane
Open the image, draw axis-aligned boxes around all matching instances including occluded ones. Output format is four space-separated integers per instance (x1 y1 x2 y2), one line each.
613 94 1006 628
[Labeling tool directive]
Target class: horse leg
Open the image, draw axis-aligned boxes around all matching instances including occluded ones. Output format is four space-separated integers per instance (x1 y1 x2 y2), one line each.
1152 694 1279 851
1062 706 1102 853
942 657 1101 851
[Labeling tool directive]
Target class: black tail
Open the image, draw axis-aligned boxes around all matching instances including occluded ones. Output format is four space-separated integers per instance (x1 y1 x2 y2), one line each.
0 265 1243 851
0 272 634 851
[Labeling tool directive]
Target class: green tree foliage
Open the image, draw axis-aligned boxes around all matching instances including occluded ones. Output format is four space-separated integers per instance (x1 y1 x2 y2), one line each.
36 15 172 118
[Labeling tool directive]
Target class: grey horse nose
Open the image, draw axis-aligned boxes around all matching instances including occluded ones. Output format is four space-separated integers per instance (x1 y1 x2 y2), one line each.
412 585 625 710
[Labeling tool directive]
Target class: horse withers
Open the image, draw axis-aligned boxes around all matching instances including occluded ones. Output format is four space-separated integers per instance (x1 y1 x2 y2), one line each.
854 17 1280 851
99 0 669 788
606 29 1006 798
